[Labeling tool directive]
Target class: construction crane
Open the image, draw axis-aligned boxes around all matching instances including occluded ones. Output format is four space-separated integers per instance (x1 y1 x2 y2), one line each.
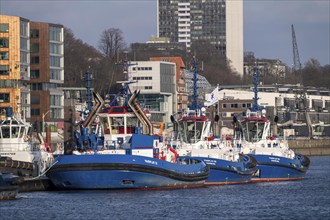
291 24 302 71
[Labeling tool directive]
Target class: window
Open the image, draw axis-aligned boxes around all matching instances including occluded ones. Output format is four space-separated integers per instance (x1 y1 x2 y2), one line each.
222 103 227 108
31 83 42 91
31 95 40 104
50 43 62 54
30 43 39 52
31 108 40 116
0 24 9 32
20 21 28 37
50 108 62 119
50 69 62 80
30 69 40 79
0 80 15 88
50 56 61 67
0 65 9 75
50 95 62 106
49 26 62 42
0 38 9 48
0 93 10 103
0 52 9 60
31 56 39 64
30 29 39 38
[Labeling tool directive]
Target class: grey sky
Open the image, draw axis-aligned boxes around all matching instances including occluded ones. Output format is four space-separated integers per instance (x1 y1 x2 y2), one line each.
0 0 329 66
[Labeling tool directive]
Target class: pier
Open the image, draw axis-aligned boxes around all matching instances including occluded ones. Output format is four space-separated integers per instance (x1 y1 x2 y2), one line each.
288 139 330 156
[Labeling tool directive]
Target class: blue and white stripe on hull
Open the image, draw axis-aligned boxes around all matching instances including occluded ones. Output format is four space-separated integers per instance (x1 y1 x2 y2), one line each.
249 154 310 182
47 154 209 190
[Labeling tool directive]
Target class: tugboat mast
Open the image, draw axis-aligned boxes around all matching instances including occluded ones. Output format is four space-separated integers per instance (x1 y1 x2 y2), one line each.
85 67 92 112
251 67 263 112
189 56 200 111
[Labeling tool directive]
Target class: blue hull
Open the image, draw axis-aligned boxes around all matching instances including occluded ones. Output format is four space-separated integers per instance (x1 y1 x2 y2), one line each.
179 155 257 185
46 154 209 190
249 154 310 182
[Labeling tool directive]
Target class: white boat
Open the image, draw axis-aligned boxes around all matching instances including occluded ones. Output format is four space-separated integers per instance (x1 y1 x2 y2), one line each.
0 107 53 176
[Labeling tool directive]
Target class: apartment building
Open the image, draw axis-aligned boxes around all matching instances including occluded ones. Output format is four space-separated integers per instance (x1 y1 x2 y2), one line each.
157 0 243 75
0 15 64 145
0 16 30 119
29 21 64 140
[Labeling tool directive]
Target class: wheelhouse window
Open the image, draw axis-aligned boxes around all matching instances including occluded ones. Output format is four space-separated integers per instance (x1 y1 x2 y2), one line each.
179 121 204 144
241 122 265 142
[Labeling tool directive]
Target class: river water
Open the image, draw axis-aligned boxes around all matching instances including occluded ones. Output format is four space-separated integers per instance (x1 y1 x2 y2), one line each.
1 156 329 220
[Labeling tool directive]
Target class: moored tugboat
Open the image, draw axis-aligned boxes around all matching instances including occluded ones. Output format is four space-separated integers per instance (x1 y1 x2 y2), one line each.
233 67 310 182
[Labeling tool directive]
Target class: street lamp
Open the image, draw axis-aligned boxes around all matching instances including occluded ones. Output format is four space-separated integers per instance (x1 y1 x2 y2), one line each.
42 110 50 139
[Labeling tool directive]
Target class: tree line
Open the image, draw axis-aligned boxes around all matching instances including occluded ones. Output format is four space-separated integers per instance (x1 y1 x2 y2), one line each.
63 27 330 96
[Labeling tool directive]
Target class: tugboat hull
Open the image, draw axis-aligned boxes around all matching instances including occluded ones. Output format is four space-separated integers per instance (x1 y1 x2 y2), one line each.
47 154 209 190
179 155 257 185
249 154 310 182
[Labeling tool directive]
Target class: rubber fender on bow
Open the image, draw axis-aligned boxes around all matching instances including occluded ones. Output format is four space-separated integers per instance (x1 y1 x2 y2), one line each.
239 154 258 169
298 154 310 167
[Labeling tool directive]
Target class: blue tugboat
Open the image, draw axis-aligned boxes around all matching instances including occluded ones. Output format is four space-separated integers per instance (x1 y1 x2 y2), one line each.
233 67 310 182
46 60 209 190
171 57 257 185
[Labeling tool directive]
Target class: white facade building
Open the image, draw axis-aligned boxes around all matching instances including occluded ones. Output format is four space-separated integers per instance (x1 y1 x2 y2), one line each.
128 61 177 123
206 88 330 111
178 2 191 50
226 0 244 75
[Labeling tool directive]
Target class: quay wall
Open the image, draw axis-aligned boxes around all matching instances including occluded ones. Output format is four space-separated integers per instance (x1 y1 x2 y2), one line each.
288 139 330 156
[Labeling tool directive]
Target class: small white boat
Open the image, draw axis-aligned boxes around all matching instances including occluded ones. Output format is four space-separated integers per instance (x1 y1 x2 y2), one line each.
0 107 53 176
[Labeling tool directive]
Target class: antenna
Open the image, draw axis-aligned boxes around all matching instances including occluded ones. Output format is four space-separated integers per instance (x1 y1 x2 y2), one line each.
85 67 92 111
291 24 302 71
189 56 200 110
250 67 264 112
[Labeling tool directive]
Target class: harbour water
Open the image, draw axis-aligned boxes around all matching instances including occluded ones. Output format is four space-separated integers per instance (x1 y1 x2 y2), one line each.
1 156 329 220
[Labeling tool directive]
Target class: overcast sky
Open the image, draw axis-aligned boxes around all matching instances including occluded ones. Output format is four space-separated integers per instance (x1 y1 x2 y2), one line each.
1 0 329 66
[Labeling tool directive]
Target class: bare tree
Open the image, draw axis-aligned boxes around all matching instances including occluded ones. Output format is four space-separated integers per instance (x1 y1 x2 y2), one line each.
63 27 103 87
98 28 126 61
